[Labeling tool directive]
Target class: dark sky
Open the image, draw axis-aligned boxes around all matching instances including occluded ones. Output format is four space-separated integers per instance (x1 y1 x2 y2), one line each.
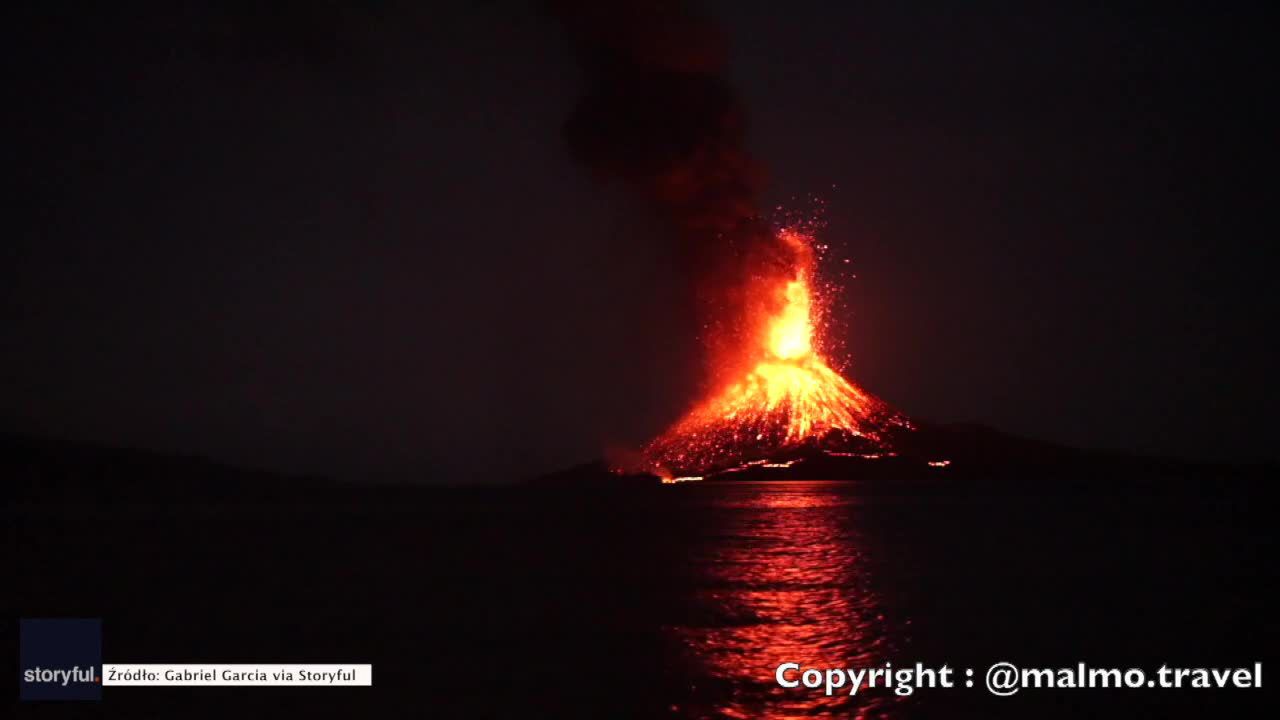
6 2 1276 481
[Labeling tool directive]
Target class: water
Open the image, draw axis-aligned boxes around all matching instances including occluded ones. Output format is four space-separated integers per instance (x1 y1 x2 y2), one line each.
664 484 900 719
12 480 1273 718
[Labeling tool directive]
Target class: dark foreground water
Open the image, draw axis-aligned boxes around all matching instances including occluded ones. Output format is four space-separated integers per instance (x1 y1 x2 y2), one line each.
12 480 1276 718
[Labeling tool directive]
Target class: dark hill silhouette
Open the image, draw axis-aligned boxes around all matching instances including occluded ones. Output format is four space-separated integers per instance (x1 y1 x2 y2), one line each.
531 421 1274 496
5 426 1270 502
3 432 331 503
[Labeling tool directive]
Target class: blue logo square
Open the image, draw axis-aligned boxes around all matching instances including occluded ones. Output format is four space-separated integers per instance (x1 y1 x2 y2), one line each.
18 618 102 701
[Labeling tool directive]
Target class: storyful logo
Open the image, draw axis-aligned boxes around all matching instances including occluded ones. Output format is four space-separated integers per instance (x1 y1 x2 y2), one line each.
19 618 102 701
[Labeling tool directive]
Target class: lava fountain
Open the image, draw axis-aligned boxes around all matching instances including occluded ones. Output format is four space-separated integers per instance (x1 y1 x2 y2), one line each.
642 226 909 480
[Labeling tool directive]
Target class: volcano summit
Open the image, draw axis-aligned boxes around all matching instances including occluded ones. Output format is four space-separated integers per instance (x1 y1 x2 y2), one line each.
638 227 911 480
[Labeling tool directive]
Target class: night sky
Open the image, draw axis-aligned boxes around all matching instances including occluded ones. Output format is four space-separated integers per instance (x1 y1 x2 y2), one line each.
6 2 1276 482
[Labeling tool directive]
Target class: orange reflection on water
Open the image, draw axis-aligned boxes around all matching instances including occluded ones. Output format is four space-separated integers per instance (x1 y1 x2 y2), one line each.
672 482 900 719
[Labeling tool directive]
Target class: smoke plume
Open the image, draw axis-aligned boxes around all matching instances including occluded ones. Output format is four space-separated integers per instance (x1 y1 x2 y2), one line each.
549 1 790 375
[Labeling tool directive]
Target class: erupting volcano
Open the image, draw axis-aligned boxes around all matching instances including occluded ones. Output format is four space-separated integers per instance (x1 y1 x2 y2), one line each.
642 226 909 480
549 1 910 481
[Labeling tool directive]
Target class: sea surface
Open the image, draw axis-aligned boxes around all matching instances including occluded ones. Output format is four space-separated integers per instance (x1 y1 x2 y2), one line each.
12 480 1275 718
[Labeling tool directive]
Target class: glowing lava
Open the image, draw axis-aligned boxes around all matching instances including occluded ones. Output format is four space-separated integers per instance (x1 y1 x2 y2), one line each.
642 228 906 478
